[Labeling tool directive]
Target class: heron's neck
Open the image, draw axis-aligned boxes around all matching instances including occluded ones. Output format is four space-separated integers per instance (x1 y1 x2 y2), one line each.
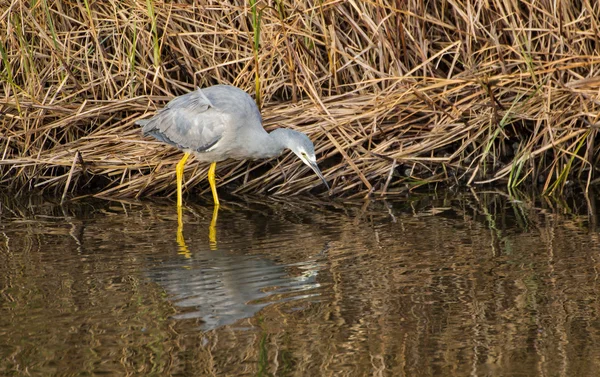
262 128 293 158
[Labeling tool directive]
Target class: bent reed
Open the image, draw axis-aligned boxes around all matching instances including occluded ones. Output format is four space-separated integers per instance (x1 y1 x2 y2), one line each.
1 0 599 199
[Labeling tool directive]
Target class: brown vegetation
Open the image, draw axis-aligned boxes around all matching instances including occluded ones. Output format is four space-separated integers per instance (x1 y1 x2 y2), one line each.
1 0 600 199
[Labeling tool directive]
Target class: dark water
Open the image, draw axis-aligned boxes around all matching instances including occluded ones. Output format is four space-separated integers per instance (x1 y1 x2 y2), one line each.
2 192 600 376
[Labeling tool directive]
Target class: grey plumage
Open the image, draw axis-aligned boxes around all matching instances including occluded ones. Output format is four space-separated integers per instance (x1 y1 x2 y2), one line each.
137 84 328 189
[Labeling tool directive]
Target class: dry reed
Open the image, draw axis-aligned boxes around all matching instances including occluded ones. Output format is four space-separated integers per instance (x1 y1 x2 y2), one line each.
1 0 600 199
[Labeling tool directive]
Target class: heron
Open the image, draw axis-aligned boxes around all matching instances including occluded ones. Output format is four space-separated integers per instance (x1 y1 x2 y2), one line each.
136 84 329 207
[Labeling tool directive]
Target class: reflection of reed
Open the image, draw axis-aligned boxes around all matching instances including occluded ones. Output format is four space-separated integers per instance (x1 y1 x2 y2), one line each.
2 191 600 376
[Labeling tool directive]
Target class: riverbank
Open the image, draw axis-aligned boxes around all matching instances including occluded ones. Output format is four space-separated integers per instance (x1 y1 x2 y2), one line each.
1 1 599 198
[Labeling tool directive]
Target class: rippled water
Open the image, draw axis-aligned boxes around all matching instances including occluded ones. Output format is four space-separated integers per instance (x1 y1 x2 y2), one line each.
2 192 600 376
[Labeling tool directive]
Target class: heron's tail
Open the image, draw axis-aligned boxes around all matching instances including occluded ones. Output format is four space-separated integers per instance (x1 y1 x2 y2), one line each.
136 119 154 137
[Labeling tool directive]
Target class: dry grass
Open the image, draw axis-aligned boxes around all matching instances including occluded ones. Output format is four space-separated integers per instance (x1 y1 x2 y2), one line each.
1 0 600 199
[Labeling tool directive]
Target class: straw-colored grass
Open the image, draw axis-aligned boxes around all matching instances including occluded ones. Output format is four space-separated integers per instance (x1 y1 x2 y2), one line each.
1 0 600 199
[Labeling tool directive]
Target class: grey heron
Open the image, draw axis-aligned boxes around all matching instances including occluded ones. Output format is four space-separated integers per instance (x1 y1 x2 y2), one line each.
137 85 329 207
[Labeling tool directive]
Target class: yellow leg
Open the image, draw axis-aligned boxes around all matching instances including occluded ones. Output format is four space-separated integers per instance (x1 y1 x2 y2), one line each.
176 152 191 207
208 161 220 206
208 162 219 249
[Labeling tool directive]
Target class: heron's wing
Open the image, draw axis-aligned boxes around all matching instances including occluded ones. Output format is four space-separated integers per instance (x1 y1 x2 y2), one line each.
137 89 225 152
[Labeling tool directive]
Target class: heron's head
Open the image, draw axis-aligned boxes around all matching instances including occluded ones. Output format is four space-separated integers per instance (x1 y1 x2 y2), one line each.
271 129 329 190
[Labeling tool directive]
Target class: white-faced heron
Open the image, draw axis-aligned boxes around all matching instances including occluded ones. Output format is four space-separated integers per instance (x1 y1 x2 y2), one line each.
136 85 329 207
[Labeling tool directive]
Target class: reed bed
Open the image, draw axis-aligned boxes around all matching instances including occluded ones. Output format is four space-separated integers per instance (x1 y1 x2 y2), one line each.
1 0 600 199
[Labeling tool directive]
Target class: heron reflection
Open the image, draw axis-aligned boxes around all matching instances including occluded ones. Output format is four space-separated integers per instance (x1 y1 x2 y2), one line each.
148 251 325 331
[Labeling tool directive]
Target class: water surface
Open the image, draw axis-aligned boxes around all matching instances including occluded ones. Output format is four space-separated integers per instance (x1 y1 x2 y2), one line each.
1 192 600 376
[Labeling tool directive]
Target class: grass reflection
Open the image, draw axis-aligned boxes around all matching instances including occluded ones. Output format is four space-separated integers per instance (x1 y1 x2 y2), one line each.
1 190 600 375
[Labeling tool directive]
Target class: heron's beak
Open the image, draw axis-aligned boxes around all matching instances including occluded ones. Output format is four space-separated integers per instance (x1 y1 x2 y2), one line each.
306 160 329 190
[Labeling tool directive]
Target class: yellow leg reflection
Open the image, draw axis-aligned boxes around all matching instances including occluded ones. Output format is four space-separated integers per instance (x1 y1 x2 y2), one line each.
176 205 219 255
176 152 191 208
176 205 191 258
209 205 219 250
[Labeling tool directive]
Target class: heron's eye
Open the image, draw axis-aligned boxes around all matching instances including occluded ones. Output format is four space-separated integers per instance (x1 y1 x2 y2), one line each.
301 152 307 158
